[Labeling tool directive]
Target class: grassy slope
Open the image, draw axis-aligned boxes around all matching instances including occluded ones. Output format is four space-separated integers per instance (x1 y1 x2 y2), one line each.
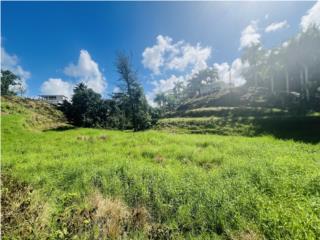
2 97 320 239
159 88 320 143
156 115 320 143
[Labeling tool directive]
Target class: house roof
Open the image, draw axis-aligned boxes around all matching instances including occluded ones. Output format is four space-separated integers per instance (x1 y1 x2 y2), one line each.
39 95 67 98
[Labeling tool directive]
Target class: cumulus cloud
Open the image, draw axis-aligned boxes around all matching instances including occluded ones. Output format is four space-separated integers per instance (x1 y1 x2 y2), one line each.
265 20 289 33
142 35 211 75
1 47 31 93
40 78 74 99
166 43 211 74
239 21 261 49
214 58 249 87
64 49 106 94
40 49 106 98
300 0 320 31
152 75 185 94
142 35 177 75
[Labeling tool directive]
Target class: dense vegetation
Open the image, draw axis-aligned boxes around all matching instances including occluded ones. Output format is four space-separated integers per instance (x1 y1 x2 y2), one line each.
2 96 320 239
59 53 155 131
154 26 320 113
1 70 26 96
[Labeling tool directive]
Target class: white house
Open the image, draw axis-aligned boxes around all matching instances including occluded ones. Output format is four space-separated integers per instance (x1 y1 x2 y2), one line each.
39 95 68 105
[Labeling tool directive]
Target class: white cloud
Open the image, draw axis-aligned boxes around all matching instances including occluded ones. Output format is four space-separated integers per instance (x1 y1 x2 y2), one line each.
301 0 320 31
112 86 121 94
152 75 185 94
1 47 31 93
142 35 177 75
64 49 106 94
239 21 261 49
40 78 74 99
146 94 157 107
40 49 106 98
143 35 212 106
214 58 249 87
142 35 211 75
282 41 290 48
166 43 211 74
265 20 289 33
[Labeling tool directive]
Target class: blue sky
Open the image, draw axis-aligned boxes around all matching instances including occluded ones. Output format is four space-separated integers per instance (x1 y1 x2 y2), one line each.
1 1 319 102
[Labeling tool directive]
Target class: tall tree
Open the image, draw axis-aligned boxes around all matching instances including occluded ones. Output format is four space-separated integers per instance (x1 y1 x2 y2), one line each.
173 80 185 99
115 53 151 130
154 92 167 108
241 44 265 87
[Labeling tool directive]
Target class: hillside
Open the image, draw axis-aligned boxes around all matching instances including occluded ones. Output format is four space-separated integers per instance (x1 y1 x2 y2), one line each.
1 97 320 239
1 96 68 130
175 87 286 111
155 88 320 143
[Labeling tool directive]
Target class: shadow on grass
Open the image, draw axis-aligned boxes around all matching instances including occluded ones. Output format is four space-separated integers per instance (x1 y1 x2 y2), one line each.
164 116 320 144
44 125 77 132
252 117 320 144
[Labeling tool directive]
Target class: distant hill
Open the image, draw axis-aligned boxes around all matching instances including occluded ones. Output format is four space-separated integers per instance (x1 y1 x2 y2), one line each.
175 86 305 113
156 87 320 143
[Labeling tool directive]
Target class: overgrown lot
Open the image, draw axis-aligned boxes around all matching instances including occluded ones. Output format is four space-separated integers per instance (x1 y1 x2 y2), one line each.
1 98 320 239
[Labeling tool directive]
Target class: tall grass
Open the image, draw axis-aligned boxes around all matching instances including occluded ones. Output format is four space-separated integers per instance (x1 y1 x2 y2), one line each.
1 97 320 239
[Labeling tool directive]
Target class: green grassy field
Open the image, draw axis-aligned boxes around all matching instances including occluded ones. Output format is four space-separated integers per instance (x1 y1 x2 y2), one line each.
156 116 320 144
1 97 320 239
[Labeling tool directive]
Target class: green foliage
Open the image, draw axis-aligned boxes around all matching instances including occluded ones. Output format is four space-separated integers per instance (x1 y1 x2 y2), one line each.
115 53 152 131
57 53 155 131
186 67 220 98
59 80 153 130
68 83 104 127
1 70 22 96
154 92 179 112
2 97 320 239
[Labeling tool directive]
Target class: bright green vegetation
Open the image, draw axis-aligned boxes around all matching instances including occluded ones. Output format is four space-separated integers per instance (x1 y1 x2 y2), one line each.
2 97 320 239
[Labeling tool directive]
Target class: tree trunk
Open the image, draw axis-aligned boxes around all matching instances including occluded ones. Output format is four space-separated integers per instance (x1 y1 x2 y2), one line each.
254 72 258 88
300 70 304 93
285 69 289 93
303 65 310 101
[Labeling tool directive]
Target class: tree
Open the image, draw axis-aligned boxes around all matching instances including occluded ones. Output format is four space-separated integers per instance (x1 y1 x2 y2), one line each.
60 84 131 129
154 92 167 108
115 53 151 131
173 80 185 99
295 26 320 101
241 44 265 88
15 81 26 96
187 67 219 97
1 70 20 96
70 83 103 127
